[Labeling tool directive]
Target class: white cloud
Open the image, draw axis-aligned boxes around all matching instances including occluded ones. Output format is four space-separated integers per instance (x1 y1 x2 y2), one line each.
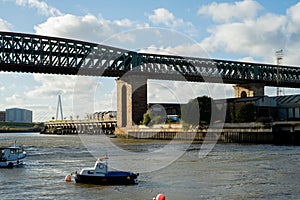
287 2 300 34
147 8 197 37
198 0 263 23
148 8 175 26
23 74 116 120
15 0 62 17
34 13 139 43
94 92 116 112
26 74 78 98
6 94 25 104
140 43 209 58
26 74 102 110
148 80 231 103
0 18 13 31
238 56 256 63
203 18 285 54
199 2 289 64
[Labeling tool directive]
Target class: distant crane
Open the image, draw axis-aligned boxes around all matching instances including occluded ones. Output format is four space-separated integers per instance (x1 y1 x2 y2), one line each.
56 95 64 120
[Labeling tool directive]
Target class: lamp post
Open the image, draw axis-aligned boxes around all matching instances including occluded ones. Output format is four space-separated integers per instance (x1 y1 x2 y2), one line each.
275 49 283 96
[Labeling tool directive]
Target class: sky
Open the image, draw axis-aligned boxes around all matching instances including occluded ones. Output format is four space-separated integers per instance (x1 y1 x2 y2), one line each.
1 0 300 122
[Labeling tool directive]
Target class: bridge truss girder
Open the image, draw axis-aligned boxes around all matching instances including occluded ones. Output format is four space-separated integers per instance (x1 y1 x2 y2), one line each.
1 31 300 88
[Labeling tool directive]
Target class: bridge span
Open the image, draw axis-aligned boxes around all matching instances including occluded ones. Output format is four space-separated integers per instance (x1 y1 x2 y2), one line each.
1 31 300 131
1 31 300 87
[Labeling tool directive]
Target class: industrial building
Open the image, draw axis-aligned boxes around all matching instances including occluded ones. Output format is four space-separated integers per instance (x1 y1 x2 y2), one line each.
147 95 300 123
5 108 32 123
0 111 5 122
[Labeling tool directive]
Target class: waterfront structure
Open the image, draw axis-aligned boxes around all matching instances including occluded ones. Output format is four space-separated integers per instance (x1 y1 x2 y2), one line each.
274 95 300 120
5 108 32 123
0 111 5 122
223 96 277 122
148 95 300 123
217 94 300 122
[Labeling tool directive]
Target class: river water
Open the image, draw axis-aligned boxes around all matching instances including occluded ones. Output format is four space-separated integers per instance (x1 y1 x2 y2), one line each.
0 132 299 200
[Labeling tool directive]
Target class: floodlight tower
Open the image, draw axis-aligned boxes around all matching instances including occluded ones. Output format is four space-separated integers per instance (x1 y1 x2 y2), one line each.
275 49 283 96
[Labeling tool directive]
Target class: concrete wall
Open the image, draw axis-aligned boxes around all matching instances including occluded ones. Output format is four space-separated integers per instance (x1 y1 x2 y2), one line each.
116 75 148 128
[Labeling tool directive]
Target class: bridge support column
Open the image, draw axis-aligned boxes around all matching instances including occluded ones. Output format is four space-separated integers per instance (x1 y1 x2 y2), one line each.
233 83 265 98
116 76 148 128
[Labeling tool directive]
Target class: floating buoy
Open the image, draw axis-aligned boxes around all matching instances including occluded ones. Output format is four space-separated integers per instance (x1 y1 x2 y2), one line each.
154 194 165 200
65 174 72 182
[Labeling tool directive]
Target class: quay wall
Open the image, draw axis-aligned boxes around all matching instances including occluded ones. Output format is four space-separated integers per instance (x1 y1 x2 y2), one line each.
115 123 300 145
116 127 273 143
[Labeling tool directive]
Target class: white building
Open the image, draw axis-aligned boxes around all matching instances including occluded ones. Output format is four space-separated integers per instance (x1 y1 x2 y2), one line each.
5 108 32 123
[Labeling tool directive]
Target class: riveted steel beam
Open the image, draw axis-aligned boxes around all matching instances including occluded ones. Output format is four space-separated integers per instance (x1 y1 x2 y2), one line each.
1 31 300 88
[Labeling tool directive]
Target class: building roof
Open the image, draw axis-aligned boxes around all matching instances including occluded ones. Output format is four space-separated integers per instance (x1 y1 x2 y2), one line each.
272 95 300 107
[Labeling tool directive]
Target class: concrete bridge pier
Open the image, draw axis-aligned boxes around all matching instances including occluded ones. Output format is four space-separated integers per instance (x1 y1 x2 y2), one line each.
233 83 265 98
116 75 148 130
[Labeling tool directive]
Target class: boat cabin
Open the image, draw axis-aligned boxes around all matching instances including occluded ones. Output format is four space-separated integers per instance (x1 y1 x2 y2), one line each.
79 158 108 176
0 146 25 161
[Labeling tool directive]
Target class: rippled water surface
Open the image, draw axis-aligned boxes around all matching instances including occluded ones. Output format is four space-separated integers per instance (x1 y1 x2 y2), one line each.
0 132 299 200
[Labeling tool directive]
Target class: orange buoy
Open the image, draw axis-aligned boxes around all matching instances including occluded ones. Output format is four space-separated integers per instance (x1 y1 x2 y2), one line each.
65 174 72 182
155 194 165 200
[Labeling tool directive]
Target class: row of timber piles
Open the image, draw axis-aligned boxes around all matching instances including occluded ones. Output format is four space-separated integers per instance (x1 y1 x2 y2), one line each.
121 123 272 143
40 120 117 135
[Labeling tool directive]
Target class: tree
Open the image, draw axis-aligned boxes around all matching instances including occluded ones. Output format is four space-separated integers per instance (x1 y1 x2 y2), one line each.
181 96 212 127
33 124 40 129
141 109 151 125
236 103 256 122
197 96 212 124
181 98 200 127
141 109 166 126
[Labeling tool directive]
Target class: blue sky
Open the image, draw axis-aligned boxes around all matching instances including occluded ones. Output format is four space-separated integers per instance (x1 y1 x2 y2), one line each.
1 0 300 121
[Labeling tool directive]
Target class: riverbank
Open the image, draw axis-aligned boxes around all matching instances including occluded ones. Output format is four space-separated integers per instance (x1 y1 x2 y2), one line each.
0 122 43 133
0 128 41 133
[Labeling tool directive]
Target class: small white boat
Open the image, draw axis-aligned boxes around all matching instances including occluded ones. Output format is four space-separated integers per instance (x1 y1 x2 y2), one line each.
0 141 26 168
71 157 139 185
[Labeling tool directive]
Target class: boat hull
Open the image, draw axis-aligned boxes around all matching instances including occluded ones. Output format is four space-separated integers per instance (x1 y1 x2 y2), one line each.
74 171 139 185
0 160 23 168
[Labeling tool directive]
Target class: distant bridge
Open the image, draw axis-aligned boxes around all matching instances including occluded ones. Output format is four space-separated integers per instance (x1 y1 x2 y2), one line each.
0 31 300 88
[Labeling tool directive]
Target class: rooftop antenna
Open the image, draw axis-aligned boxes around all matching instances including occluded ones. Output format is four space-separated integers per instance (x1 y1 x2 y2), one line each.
275 49 283 96
56 95 64 120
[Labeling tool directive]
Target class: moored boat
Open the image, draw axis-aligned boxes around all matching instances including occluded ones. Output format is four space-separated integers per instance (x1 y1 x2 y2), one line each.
0 141 26 168
71 157 139 185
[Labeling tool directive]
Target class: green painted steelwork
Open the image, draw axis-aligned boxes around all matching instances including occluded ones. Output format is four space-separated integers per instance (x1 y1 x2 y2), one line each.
0 31 300 88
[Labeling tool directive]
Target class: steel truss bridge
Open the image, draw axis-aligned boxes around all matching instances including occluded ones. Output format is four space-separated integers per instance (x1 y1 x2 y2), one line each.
0 31 300 88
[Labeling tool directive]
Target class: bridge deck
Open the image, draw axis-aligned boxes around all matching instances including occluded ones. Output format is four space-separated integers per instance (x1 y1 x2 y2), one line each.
1 31 300 87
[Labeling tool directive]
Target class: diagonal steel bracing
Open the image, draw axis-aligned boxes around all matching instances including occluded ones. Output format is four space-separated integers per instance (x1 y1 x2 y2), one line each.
0 31 300 88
